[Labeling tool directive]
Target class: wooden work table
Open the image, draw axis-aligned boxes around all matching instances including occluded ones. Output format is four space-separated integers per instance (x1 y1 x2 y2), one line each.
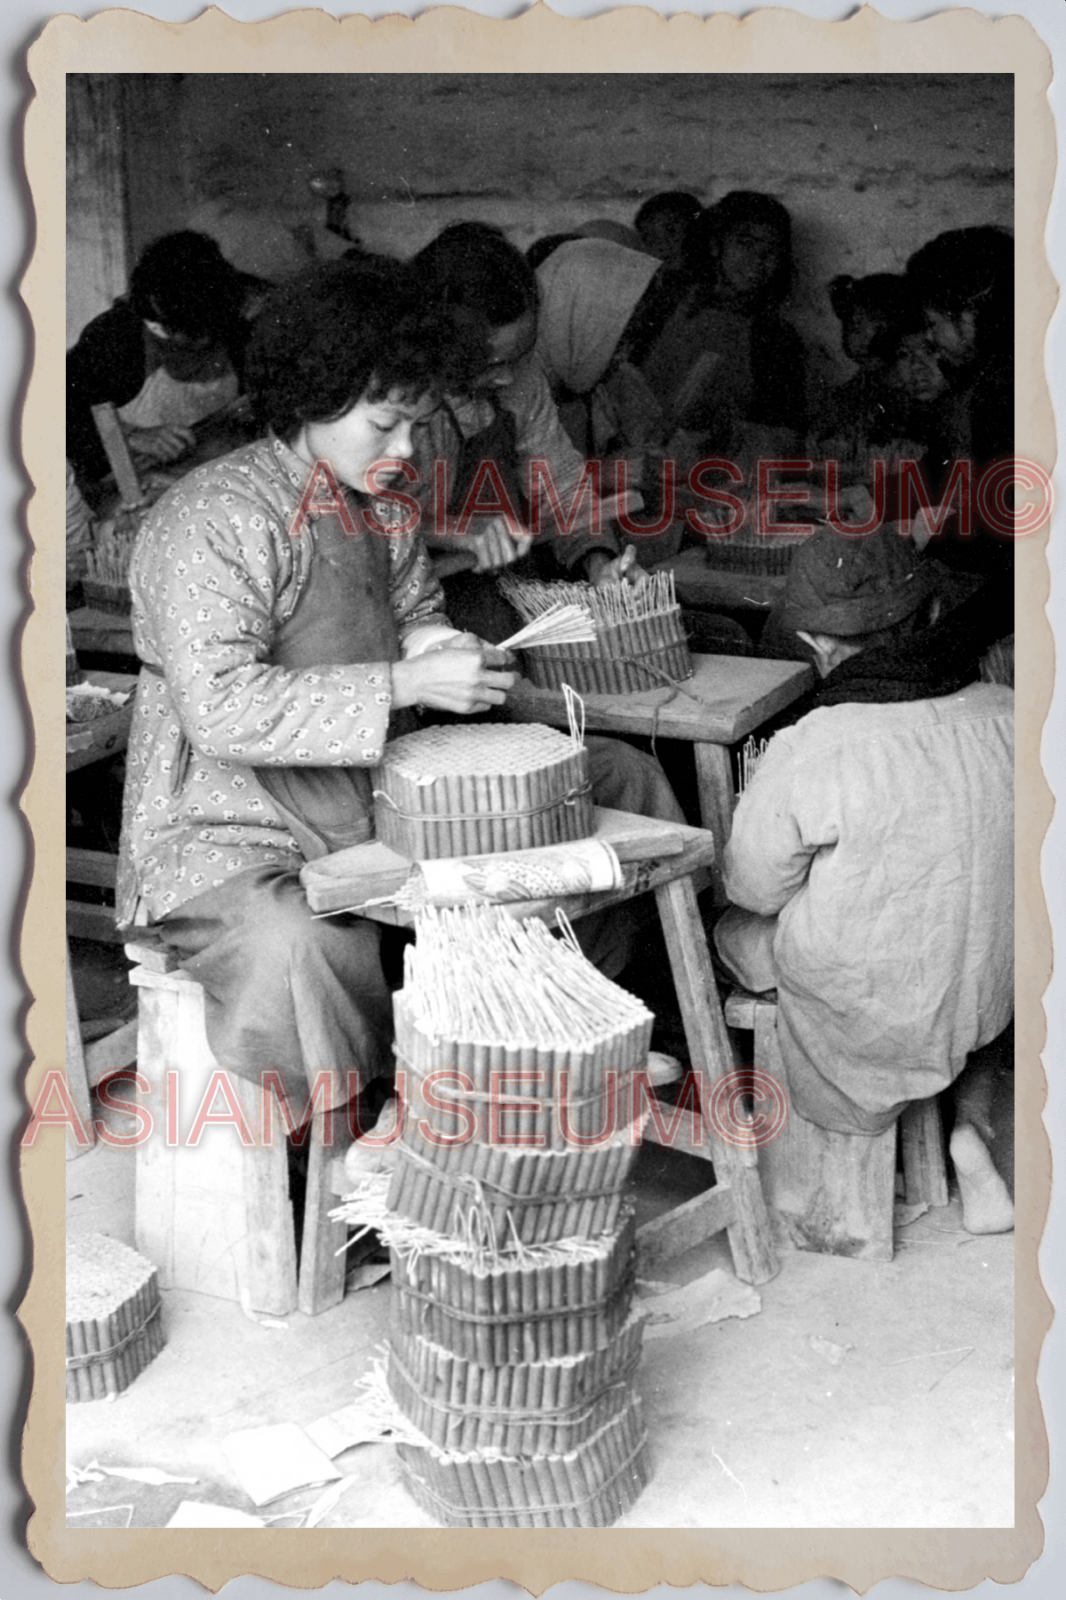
504 653 813 895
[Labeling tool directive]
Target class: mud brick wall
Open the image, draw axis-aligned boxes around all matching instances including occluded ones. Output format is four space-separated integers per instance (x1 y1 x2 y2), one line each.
74 73 1013 389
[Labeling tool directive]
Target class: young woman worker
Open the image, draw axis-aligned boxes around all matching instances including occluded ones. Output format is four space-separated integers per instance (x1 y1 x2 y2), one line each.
115 259 518 1126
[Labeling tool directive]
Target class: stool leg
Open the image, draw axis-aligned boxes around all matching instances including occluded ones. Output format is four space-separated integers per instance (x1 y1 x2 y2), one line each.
900 1096 949 1209
654 873 779 1285
298 1104 354 1317
755 1008 896 1262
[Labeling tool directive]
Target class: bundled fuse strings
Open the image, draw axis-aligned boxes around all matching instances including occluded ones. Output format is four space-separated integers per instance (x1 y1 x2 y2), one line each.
402 905 651 1046
501 571 680 629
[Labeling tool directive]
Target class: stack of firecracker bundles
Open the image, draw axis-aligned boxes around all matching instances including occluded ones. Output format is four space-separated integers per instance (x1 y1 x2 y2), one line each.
336 905 654 1528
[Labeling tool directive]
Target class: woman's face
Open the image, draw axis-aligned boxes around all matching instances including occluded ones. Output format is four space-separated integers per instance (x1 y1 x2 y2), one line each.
716 222 785 303
923 306 978 367
888 334 949 406
474 311 538 390
294 388 439 493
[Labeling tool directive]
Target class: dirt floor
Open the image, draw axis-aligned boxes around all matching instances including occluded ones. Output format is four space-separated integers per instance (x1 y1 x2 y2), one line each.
65 1123 1014 1531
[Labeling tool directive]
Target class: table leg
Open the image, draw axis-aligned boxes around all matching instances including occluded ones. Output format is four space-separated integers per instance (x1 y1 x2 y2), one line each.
693 743 733 905
654 874 778 1286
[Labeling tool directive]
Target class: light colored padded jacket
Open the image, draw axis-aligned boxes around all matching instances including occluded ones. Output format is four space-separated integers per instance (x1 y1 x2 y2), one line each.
724 683 1014 1133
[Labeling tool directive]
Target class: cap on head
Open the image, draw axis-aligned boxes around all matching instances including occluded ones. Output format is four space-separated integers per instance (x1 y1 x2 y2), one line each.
781 527 936 638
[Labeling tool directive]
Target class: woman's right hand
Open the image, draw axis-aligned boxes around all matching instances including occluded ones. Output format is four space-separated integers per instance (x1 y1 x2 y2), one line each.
125 424 196 465
390 646 516 714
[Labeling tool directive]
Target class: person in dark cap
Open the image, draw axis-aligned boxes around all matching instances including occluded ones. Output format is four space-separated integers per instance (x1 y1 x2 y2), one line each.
67 230 264 493
715 524 1014 1234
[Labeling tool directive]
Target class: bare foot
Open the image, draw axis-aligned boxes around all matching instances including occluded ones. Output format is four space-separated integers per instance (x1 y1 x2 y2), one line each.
950 1122 1014 1235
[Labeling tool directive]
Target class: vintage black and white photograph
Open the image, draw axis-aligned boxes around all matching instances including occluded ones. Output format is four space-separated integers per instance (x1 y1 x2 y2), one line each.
59 67 1017 1534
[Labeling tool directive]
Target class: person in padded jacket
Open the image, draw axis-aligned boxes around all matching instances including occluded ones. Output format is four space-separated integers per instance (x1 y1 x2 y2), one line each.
715 525 1014 1235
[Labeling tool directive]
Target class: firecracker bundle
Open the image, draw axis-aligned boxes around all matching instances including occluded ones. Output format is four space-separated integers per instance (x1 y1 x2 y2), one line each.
335 906 655 1526
66 1234 165 1402
373 719 593 860
500 572 692 696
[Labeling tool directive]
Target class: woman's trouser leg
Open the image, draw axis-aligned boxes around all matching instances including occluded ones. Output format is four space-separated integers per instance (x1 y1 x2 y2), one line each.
156 865 394 1114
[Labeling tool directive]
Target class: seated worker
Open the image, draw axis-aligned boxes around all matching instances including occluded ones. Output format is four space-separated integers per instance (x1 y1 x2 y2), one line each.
410 223 642 641
904 226 1014 613
116 258 683 1128
714 526 1014 1234
638 190 809 475
633 191 704 270
67 230 262 495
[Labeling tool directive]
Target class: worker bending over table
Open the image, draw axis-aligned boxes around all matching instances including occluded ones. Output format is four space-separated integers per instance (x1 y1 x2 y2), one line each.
714 526 1014 1235
115 258 683 1127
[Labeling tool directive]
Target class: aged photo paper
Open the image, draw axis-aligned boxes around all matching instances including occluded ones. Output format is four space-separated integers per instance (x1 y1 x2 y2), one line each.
19 3 1056 1591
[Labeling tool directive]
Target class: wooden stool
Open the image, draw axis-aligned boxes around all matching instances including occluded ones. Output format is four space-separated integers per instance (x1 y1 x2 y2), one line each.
129 957 353 1318
724 990 949 1263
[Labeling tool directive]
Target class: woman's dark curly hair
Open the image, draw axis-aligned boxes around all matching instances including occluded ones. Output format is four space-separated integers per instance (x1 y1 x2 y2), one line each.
413 222 538 331
245 258 488 441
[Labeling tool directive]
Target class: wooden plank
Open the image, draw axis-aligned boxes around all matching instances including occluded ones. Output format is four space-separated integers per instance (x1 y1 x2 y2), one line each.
753 1006 896 1262
505 653 811 745
636 1184 737 1275
66 901 123 943
654 873 779 1286
124 937 183 973
301 808 686 913
66 847 118 888
360 828 717 931
67 607 136 662
90 400 146 508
